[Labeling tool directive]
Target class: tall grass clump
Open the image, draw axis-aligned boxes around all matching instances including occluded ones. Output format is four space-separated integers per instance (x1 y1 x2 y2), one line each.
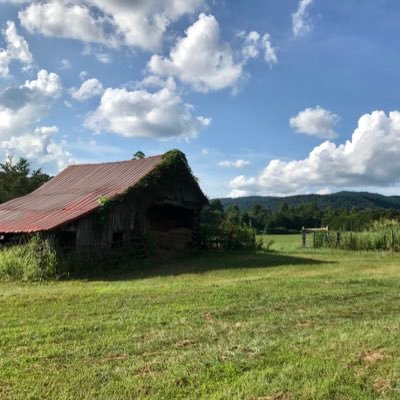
0 235 58 281
314 219 400 251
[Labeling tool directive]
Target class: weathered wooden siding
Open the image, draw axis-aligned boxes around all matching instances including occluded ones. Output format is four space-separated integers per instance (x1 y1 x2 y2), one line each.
53 175 205 258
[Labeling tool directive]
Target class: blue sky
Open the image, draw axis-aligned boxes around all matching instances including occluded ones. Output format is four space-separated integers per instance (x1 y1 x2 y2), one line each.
1 0 400 198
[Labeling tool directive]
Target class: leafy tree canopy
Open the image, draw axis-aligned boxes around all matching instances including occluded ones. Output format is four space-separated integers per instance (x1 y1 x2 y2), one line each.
0 156 51 204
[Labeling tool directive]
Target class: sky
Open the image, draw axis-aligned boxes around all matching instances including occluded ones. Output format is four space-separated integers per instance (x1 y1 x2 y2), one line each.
1 0 400 199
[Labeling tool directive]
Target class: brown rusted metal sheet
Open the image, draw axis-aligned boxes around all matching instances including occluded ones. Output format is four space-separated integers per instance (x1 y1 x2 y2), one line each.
0 155 164 233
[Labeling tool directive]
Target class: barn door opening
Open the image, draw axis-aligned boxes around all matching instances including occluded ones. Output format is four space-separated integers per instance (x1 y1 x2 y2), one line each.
146 204 195 256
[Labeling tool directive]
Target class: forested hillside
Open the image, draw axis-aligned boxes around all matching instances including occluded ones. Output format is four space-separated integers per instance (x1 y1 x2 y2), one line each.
205 197 400 233
218 191 400 212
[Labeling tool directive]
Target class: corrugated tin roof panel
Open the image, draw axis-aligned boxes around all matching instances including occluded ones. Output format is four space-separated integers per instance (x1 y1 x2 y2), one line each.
0 155 164 233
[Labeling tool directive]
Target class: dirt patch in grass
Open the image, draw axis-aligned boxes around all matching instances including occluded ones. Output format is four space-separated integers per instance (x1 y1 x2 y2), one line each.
373 377 391 393
296 320 313 328
175 339 196 348
357 350 387 364
204 311 214 322
135 365 158 375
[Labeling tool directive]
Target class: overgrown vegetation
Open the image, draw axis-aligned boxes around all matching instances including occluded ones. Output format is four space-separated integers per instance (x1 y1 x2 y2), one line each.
134 149 203 195
313 220 400 251
92 194 112 236
201 199 259 250
0 235 57 281
96 149 206 216
0 234 153 282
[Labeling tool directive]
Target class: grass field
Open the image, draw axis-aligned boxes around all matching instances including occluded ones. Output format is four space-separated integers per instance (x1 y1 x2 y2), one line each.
1 235 400 399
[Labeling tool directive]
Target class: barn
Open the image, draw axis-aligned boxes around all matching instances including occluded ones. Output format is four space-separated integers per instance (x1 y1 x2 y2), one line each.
0 150 208 259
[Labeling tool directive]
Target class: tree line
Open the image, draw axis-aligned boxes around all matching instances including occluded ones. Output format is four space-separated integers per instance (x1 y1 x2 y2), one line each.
202 199 400 233
219 191 400 213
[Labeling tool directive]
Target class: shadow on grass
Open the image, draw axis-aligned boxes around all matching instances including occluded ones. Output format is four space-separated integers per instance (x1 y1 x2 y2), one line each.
83 250 335 282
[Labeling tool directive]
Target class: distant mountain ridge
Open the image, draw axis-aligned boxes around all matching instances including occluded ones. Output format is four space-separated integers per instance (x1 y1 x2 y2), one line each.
217 191 400 212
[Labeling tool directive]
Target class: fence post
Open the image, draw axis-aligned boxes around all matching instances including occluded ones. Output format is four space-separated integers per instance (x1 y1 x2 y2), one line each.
336 231 341 247
302 227 306 247
391 229 394 251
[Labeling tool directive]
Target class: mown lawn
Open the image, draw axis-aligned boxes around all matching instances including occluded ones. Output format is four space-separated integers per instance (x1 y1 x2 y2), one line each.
1 235 400 399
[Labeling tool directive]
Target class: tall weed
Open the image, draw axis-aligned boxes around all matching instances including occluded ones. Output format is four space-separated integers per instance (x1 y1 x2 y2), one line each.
0 235 58 281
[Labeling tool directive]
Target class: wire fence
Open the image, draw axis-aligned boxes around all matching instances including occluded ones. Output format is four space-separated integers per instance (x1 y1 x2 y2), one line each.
309 226 400 251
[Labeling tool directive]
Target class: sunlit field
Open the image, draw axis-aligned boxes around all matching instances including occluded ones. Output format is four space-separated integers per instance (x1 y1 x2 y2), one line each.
1 235 400 399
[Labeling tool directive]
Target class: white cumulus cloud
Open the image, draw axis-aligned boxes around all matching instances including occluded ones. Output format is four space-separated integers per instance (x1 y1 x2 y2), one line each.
85 78 210 140
149 14 243 93
262 33 278 65
290 106 340 139
71 78 104 101
241 31 261 61
149 14 277 92
0 84 55 139
218 159 250 168
0 20 33 77
292 0 314 37
3 20 32 64
19 1 115 47
241 31 277 66
18 0 204 50
0 93 48 139
0 71 71 172
88 0 204 50
0 126 73 172
0 50 9 77
24 69 62 98
230 111 400 197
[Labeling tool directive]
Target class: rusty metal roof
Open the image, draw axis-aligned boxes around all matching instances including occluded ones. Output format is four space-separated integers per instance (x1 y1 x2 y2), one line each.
0 155 164 233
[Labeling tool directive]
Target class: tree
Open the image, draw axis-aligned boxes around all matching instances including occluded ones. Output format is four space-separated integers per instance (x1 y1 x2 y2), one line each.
201 199 225 228
133 151 145 160
248 204 270 232
0 156 51 204
225 205 241 225
241 211 250 227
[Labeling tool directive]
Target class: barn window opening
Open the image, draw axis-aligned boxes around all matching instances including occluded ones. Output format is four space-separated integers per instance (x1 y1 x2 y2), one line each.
112 231 124 248
58 231 77 249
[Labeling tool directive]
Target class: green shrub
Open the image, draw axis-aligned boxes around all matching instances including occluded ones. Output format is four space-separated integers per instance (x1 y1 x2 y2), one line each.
201 221 257 251
0 235 58 281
